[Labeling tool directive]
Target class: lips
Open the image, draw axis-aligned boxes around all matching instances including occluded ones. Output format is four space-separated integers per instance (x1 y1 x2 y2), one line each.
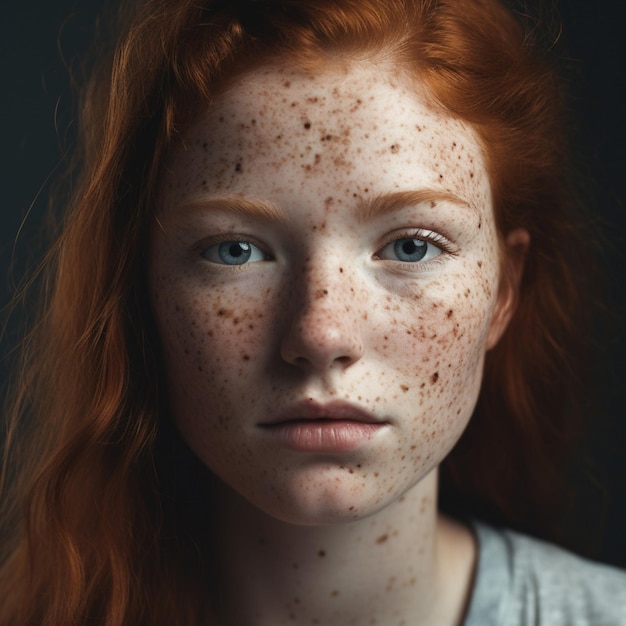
258 400 389 453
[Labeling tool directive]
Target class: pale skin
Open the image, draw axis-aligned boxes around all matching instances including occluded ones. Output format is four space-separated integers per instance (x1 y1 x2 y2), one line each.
149 60 528 625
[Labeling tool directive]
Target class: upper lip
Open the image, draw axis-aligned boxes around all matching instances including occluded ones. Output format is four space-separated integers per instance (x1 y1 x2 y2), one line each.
259 400 387 426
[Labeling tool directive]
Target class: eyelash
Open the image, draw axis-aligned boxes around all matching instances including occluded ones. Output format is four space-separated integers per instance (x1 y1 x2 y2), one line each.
192 228 456 267
374 229 457 263
191 234 270 256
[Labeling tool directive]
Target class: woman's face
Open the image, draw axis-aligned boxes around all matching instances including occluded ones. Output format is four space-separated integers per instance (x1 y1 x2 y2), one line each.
149 62 514 525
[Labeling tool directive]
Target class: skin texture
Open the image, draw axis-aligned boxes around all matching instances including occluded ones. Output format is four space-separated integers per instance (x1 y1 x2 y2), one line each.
149 60 525 625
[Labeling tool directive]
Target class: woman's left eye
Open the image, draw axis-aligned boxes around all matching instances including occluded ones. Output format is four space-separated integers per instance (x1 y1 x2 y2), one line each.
376 237 442 263
201 240 268 265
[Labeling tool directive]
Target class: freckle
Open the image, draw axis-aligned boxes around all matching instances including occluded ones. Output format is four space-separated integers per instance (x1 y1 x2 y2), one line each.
283 80 291 87
331 590 339 597
470 172 475 178
390 144 399 153
202 141 208 150
235 162 242 172
431 372 439 384
339 267 344 273
242 354 250 361
400 385 409 392
318 550 326 558
447 309 453 318
376 534 388 544
477 261 483 267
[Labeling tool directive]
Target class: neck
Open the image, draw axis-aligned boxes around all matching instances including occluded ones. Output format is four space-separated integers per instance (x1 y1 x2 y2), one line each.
209 470 474 626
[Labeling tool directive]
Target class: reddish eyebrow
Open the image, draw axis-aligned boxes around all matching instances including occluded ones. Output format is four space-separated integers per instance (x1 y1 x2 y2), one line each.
164 196 287 223
161 189 473 227
357 189 475 223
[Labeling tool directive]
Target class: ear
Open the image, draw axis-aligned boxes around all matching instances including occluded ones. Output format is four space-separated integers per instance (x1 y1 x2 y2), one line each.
486 228 530 350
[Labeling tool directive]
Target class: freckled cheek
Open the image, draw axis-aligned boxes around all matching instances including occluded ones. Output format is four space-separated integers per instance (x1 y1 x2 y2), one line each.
163 294 271 367
377 286 492 366
391 304 489 474
371 279 493 433
151 272 281 422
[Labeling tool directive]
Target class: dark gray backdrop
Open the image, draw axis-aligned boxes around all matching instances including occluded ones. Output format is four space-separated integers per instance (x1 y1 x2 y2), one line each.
1 1 625 567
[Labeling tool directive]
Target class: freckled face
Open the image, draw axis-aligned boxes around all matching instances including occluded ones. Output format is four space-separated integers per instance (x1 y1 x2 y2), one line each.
149 62 508 525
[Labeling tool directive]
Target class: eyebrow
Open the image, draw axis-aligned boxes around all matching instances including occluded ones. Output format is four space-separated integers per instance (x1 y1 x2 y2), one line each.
167 196 287 223
357 189 475 223
164 188 474 227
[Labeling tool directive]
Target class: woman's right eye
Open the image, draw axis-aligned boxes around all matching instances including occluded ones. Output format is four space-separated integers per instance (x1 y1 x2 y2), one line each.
201 241 268 265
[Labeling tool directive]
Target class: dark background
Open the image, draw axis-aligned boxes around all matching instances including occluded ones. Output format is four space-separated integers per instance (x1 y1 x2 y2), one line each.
1 1 625 567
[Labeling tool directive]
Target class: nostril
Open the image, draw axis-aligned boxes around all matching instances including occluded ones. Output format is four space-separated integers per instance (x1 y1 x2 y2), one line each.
334 355 353 365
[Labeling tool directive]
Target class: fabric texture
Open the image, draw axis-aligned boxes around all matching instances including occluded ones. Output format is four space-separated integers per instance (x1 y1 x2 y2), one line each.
464 522 626 626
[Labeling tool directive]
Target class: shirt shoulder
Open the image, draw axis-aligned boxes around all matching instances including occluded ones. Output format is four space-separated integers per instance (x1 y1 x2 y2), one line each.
463 521 626 626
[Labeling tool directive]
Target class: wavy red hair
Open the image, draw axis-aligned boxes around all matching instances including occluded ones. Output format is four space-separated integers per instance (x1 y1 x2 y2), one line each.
0 0 591 623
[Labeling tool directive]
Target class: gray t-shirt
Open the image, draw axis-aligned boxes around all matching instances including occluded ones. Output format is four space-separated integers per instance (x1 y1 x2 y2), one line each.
464 522 626 625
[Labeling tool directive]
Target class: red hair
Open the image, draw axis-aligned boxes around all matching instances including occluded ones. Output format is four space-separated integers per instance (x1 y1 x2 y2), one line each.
0 0 591 623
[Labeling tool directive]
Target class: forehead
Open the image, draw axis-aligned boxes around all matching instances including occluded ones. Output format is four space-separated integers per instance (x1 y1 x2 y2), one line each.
159 62 491 214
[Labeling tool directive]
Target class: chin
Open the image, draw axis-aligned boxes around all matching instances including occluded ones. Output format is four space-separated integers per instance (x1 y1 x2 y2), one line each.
221 462 430 528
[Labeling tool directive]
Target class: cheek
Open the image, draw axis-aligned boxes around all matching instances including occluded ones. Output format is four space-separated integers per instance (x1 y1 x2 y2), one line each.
150 268 276 429
376 269 496 415
371 284 493 475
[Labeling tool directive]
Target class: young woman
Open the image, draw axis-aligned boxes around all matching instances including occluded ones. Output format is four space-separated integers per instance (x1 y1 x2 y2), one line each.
1 0 625 624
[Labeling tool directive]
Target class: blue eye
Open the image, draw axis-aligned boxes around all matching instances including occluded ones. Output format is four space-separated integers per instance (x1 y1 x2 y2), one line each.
377 238 442 263
202 241 267 265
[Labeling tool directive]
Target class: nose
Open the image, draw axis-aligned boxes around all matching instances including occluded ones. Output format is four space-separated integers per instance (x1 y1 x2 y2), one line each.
280 267 364 372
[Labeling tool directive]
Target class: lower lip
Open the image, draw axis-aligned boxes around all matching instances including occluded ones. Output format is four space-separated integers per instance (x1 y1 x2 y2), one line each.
260 420 385 453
